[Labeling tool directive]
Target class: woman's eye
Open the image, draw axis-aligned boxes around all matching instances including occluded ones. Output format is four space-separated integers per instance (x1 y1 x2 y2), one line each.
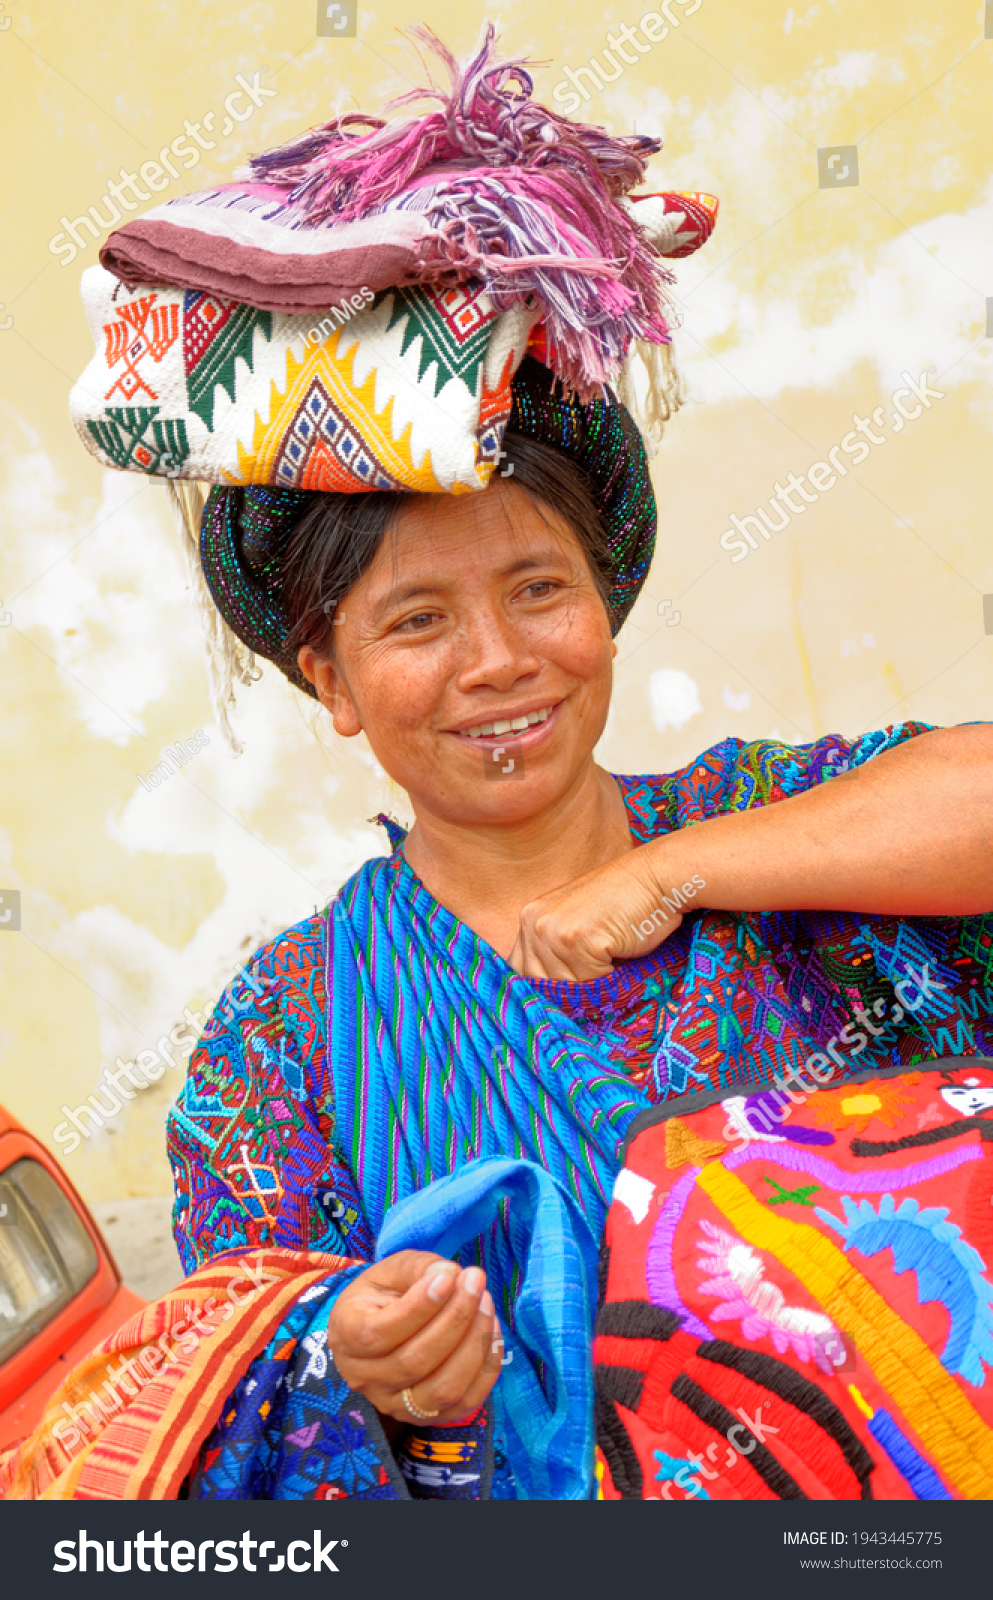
396 611 440 633
519 581 558 600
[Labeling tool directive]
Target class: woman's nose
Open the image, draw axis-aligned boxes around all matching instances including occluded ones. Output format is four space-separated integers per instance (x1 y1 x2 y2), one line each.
454 610 541 690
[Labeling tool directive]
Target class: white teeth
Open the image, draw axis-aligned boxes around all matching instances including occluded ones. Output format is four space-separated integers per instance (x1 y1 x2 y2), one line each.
461 707 553 737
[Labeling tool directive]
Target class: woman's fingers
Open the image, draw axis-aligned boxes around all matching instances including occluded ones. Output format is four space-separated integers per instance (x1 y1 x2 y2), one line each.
328 1252 507 1425
388 1301 504 1425
331 1251 462 1364
381 1266 489 1387
392 1284 496 1417
423 1314 506 1425
507 857 690 980
331 1259 495 1401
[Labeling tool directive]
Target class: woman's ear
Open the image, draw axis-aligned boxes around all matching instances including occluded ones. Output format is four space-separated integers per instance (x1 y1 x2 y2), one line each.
297 646 363 737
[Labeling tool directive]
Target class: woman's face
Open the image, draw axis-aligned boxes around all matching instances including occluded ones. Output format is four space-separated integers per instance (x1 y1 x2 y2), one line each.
298 477 616 829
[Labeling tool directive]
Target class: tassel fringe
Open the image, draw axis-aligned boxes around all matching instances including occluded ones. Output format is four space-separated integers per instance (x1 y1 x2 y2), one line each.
165 481 260 754
617 339 686 459
241 22 676 396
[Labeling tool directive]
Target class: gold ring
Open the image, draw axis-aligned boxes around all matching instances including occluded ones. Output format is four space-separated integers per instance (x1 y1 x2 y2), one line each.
401 1387 440 1420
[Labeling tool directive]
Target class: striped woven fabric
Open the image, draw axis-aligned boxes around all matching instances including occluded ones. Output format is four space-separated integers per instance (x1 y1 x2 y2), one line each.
0 1248 357 1501
329 850 651 1262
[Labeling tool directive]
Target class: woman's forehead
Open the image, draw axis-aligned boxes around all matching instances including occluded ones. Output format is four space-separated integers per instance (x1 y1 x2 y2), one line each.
366 481 581 587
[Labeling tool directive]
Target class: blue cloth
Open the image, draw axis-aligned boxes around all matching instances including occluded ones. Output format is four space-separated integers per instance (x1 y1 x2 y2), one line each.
327 850 650 1497
376 1157 600 1501
330 851 650 1239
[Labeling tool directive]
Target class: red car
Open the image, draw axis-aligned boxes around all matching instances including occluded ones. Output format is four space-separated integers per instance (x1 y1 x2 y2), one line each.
0 1103 144 1451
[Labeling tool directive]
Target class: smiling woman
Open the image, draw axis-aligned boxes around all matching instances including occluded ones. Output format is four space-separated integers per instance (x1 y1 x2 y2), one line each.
6 25 993 1507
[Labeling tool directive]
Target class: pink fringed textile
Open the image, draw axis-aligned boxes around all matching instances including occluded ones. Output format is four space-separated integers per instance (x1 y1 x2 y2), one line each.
98 25 711 397
241 24 673 395
244 25 656 222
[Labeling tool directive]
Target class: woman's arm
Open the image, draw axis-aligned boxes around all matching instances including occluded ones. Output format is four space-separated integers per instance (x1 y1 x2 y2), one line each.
645 723 993 918
510 725 993 980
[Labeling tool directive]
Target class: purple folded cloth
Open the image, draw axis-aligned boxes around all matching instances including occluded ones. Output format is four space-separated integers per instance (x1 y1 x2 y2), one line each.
95 26 719 393
99 181 444 314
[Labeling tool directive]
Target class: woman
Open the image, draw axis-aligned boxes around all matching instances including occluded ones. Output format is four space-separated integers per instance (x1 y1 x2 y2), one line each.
6 29 993 1503
158 420 993 1501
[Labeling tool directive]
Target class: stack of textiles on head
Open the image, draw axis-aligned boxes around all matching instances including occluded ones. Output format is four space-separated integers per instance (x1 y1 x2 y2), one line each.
69 23 718 500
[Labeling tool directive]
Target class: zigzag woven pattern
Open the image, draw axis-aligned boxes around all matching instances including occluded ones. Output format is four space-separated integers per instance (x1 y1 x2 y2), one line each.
70 269 535 492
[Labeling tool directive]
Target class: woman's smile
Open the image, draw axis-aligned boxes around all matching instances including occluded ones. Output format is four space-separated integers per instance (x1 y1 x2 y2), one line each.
447 701 560 748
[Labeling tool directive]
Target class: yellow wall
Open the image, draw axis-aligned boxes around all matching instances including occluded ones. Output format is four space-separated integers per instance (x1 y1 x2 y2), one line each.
1 1 991 1210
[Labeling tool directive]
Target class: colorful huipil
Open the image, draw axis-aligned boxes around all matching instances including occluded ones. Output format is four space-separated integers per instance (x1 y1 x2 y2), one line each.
166 722 993 1499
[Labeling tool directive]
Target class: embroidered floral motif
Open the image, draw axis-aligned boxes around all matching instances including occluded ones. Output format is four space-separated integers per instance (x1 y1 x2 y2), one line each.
696 1218 847 1375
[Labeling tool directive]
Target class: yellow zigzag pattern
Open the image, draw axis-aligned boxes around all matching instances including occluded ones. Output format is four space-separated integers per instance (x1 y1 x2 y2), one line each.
697 1159 993 1500
233 328 489 493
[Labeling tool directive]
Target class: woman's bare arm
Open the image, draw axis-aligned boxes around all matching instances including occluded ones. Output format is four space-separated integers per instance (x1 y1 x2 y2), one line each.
509 726 993 981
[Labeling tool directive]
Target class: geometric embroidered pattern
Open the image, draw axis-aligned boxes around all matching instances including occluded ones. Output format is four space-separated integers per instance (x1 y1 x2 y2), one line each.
183 291 272 432
73 269 533 492
102 294 180 401
235 332 450 494
386 283 494 397
85 407 189 475
269 376 400 492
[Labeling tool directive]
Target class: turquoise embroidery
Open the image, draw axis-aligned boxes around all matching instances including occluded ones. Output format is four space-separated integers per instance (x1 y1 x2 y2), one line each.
653 1450 711 1499
817 1194 993 1387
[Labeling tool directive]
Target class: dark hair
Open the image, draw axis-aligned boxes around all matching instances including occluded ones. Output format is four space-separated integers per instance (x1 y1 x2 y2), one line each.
281 432 614 658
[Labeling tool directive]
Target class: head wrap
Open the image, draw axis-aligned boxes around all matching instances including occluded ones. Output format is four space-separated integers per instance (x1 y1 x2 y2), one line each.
68 25 717 741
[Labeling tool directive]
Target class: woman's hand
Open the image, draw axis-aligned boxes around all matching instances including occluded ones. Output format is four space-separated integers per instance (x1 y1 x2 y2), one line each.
507 850 694 980
328 1250 504 1424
